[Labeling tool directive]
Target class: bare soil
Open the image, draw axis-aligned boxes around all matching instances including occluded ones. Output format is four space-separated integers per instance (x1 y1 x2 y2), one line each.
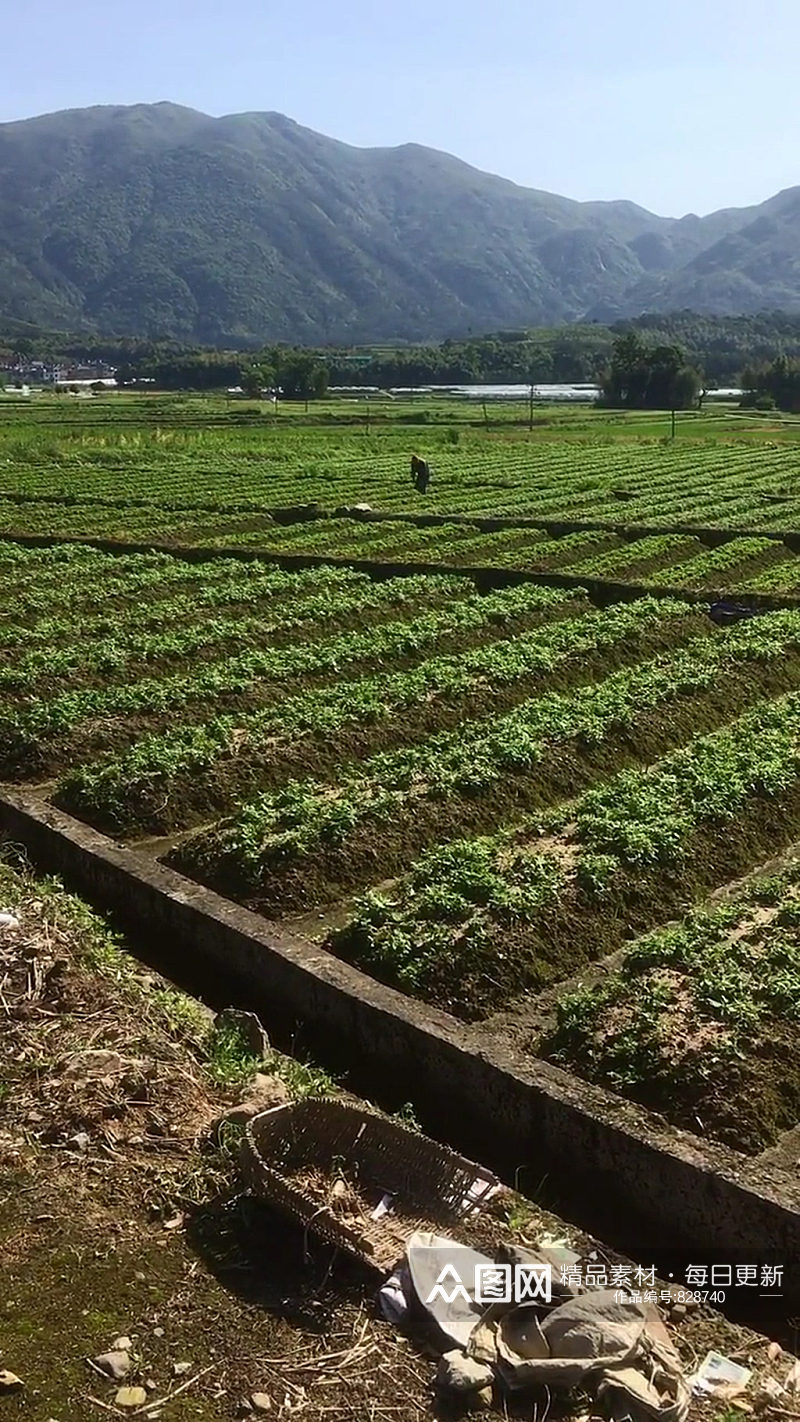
0 854 438 1422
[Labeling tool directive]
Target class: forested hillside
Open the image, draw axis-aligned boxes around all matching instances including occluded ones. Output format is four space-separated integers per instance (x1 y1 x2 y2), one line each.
2 103 800 343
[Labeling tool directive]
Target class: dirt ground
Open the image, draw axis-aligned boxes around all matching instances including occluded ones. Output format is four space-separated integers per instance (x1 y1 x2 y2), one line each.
0 848 797 1422
0 852 439 1421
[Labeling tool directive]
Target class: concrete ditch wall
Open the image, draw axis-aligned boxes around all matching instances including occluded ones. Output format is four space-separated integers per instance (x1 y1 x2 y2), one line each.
1 786 799 1286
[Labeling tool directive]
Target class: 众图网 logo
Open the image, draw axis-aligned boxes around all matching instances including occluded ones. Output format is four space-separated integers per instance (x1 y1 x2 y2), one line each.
426 1262 552 1307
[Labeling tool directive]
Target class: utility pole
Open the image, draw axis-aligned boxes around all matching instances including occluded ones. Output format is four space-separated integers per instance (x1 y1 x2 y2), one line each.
671 407 676 440
529 374 535 433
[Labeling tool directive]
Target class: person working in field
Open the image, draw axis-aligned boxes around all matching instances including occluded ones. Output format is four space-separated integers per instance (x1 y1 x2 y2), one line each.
410 453 431 493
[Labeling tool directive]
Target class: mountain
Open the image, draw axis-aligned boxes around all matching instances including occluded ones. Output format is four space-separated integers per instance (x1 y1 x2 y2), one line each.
0 102 797 344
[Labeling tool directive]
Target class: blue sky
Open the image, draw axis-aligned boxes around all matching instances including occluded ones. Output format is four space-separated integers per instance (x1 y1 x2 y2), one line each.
4 0 799 216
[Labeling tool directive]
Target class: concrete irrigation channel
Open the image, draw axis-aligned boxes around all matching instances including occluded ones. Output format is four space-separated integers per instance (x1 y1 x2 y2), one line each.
1 784 799 1296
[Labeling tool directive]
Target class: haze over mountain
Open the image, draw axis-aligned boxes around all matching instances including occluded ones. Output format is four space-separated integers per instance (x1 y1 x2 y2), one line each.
1 102 799 345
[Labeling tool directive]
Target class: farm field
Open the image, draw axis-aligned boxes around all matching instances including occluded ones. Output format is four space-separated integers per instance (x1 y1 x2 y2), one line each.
3 396 800 551
4 398 800 1166
3 535 800 1158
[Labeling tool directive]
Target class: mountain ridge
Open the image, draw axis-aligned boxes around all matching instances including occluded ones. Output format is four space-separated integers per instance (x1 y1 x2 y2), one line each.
0 102 798 343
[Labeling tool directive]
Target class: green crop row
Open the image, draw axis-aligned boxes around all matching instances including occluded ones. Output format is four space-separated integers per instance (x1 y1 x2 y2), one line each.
557 533 701 579
4 417 800 533
647 536 789 588
0 572 465 693
334 682 800 1017
0 548 204 615
171 606 800 910
0 546 368 627
0 562 366 653
0 498 281 547
0 580 577 775
749 557 800 593
59 593 687 834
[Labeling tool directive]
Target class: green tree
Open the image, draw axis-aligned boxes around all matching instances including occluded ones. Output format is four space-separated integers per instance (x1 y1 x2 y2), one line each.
647 344 700 409
277 353 329 401
602 332 651 407
740 355 800 411
601 333 700 409
241 364 271 400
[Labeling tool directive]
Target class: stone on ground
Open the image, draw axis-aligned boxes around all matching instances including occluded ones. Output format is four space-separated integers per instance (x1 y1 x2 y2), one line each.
94 1350 131 1379
114 1386 148 1408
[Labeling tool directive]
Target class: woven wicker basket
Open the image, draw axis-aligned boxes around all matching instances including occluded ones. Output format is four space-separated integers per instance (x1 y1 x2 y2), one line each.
240 1099 502 1273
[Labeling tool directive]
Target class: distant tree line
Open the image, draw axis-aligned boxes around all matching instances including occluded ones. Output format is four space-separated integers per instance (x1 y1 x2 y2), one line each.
0 328 330 402
116 349 329 401
10 310 800 404
622 311 800 383
323 326 614 387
